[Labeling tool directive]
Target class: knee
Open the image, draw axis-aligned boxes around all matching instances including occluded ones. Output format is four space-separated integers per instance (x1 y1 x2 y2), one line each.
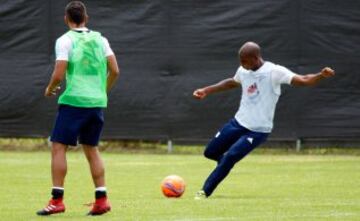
204 148 218 161
84 147 100 161
52 143 67 156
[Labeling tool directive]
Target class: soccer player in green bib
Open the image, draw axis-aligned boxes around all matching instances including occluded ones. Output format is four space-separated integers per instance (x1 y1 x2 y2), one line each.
37 1 119 216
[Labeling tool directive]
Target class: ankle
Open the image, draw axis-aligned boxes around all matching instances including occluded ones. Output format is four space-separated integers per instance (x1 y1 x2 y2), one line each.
95 187 107 199
51 187 64 200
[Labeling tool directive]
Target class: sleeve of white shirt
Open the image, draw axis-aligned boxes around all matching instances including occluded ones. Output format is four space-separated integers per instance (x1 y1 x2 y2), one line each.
55 35 72 61
55 35 114 61
102 37 114 57
233 66 243 83
272 65 296 85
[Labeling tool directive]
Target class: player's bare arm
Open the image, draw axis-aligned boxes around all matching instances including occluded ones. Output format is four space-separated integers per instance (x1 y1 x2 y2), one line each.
193 78 240 99
291 67 335 86
106 55 120 93
45 60 68 97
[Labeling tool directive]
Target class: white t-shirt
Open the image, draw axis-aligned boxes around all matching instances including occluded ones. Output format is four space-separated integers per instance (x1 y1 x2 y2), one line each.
55 27 114 61
233 61 296 133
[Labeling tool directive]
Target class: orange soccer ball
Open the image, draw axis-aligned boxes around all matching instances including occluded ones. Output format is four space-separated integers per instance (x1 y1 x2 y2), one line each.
161 175 186 198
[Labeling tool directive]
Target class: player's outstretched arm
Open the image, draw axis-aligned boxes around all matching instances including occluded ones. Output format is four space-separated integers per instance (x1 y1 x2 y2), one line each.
193 78 240 99
291 67 335 87
44 61 67 97
106 55 120 93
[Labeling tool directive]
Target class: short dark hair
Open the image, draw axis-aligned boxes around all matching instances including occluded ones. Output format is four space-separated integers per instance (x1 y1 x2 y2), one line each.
65 1 87 24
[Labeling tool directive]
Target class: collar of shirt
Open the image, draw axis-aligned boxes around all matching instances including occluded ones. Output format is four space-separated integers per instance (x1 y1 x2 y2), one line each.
71 27 89 32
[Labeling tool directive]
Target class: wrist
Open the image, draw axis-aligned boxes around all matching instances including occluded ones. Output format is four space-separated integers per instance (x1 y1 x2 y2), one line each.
203 87 212 95
318 72 325 79
47 86 54 92
48 83 59 91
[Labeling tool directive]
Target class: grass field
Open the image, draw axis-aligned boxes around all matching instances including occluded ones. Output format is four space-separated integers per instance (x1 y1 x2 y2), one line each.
0 151 359 221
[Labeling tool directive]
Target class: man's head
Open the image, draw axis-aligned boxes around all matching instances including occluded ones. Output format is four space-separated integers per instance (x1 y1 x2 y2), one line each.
238 42 263 71
65 1 88 27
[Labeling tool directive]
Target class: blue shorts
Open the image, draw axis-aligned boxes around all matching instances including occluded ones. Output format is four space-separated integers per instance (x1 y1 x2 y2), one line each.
50 105 104 146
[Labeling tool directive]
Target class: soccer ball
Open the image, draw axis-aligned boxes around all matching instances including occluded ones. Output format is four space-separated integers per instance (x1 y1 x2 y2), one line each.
161 175 185 198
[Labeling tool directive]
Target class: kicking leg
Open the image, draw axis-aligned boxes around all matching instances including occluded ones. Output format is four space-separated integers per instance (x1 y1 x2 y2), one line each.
202 131 268 197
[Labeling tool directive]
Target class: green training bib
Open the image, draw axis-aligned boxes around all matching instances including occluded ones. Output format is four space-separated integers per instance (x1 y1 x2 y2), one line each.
58 30 108 108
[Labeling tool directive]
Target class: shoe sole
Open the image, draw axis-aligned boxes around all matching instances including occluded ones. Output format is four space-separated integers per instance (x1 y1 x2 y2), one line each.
87 208 111 216
36 210 65 216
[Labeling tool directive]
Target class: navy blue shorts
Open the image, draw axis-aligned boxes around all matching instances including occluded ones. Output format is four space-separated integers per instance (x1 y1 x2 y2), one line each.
204 118 269 162
50 105 104 146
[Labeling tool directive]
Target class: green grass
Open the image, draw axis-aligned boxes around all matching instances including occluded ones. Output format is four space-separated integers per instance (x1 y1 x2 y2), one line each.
0 151 359 221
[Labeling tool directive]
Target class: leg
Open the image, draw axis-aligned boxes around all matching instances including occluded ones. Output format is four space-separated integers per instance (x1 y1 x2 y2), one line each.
79 108 104 187
204 119 247 162
50 106 81 187
80 110 110 216
83 145 105 187
83 145 111 216
37 105 82 216
203 131 268 197
51 142 68 187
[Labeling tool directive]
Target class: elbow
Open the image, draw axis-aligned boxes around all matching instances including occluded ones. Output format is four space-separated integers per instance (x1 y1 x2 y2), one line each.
114 70 120 77
115 67 120 76
110 68 120 77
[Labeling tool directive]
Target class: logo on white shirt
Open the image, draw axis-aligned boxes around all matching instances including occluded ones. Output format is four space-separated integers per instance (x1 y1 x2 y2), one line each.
247 82 260 100
247 83 258 94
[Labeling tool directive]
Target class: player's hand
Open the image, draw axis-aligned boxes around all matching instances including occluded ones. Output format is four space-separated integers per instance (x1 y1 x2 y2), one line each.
320 67 335 78
45 86 61 97
193 88 207 99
